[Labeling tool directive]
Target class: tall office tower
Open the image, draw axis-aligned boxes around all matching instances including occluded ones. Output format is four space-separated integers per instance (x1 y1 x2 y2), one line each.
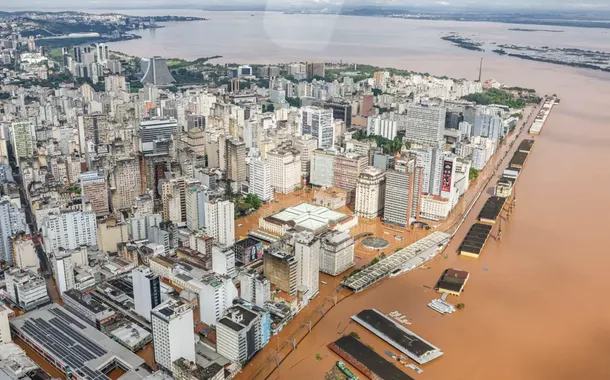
383 154 423 226
41 211 97 253
80 171 109 215
217 305 270 363
139 119 177 156
96 43 109 63
367 115 398 140
440 153 459 208
264 250 298 296
185 183 209 232
305 61 325 78
319 231 355 276
0 199 27 265
324 101 352 128
151 299 196 371
405 105 447 146
249 156 273 202
140 57 176 86
354 166 386 219
84 114 109 146
239 270 271 308
310 149 336 188
225 138 246 184
73 46 82 63
411 145 444 195
111 157 141 211
204 200 235 247
128 213 162 241
333 153 368 203
301 107 334 149
361 94 374 117
267 143 301 194
0 305 11 343
293 134 318 179
10 121 33 164
294 232 320 299
474 112 503 141
161 179 183 225
132 266 161 322
51 251 75 294
212 245 236 278
199 273 238 326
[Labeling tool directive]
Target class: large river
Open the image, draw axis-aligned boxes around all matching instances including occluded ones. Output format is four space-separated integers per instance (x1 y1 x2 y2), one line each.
105 10 610 380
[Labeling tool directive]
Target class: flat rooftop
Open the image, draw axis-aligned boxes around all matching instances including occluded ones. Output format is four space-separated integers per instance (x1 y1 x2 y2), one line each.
351 309 443 365
509 151 528 168
460 223 493 256
264 203 348 232
478 196 506 223
10 304 148 380
518 139 535 153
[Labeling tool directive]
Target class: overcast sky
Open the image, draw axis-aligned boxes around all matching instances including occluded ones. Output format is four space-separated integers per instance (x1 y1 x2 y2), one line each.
4 0 610 11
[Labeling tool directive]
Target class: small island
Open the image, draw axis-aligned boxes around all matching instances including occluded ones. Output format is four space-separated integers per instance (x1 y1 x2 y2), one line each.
441 33 484 52
493 44 610 73
508 28 564 33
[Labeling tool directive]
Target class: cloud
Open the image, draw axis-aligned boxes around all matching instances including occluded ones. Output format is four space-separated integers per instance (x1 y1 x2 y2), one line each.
436 1 451 5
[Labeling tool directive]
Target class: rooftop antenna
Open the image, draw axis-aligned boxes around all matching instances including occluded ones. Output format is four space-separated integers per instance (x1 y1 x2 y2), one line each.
478 57 483 82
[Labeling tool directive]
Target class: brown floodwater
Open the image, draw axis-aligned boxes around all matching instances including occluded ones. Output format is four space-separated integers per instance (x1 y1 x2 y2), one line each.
102 10 610 380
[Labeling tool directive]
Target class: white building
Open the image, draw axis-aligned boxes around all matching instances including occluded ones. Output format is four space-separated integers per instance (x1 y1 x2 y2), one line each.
420 194 452 221
216 305 269 363
185 184 209 232
41 211 97 253
204 200 235 247
199 273 238 326
319 231 354 276
151 299 196 371
267 144 301 194
294 232 320 300
249 157 273 202
0 304 12 343
212 245 236 278
12 236 39 272
354 167 386 219
132 266 161 322
51 252 75 294
0 198 28 265
405 105 446 146
367 116 398 140
301 107 334 149
293 134 318 178
238 270 271 308
310 149 336 188
5 268 49 311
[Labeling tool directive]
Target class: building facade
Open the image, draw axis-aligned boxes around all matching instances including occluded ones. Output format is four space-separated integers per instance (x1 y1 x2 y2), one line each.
354 167 386 219
151 299 196 371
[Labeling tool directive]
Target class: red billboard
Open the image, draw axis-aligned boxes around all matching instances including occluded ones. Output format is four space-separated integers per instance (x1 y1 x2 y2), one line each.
441 160 453 193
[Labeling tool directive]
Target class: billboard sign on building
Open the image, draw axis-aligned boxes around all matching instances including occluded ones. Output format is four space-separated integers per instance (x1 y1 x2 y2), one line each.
442 160 453 193
244 241 263 264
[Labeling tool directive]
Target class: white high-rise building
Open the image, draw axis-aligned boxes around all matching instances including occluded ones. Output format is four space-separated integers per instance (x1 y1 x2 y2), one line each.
5 268 49 311
411 145 444 196
128 213 162 241
267 143 301 194
293 134 318 178
217 305 270 363
250 157 273 202
0 304 12 343
185 184 209 232
0 198 28 265
198 273 238 326
294 232 320 300
41 211 97 253
319 231 355 276
96 43 109 63
204 200 235 247
132 266 161 322
212 245 236 278
51 252 75 294
367 116 398 140
301 107 334 149
354 167 386 219
310 149 336 188
405 105 446 146
151 299 196 371
10 121 34 164
239 270 271 308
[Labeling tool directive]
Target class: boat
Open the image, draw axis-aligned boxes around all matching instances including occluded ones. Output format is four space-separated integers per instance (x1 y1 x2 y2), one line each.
336 361 358 379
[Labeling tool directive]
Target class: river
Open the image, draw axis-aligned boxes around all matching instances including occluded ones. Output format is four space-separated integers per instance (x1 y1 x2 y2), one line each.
104 10 610 380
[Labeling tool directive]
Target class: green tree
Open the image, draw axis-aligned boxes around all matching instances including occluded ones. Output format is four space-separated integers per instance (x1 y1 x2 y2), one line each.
469 168 480 181
456 303 465 310
244 194 262 210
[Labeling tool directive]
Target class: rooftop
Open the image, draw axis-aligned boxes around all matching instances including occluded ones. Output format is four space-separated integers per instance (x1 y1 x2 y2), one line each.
264 203 348 233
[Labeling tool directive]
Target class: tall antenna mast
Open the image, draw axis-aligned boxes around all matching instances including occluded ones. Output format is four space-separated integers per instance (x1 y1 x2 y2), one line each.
478 57 483 82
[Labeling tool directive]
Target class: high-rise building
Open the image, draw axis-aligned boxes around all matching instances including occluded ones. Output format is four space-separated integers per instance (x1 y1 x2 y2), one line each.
151 299 196 371
324 101 352 128
0 304 12 343
204 200 235 247
51 251 75 294
354 167 386 219
367 116 398 140
140 57 176 86
139 119 177 156
212 245 236 278
239 270 271 308
10 122 34 164
161 178 185 225
80 171 109 215
305 61 325 78
301 107 334 149
474 113 503 141
0 198 28 265
333 153 368 203
225 138 246 184
319 231 354 276
310 149 336 188
198 273 238 326
411 145 444 195
185 183 209 232
132 266 161 322
84 114 109 146
41 211 97 253
111 157 141 211
267 143 301 194
293 134 318 179
96 43 109 63
249 156 273 202
405 105 446 146
264 250 298 296
11 235 39 272
294 232 320 299
234 237 263 265
383 154 423 226
216 305 271 363
5 268 50 311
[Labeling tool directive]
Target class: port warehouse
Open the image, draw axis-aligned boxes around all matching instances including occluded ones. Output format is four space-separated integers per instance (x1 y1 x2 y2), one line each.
351 309 443 365
436 268 470 296
342 232 451 292
529 97 556 135
459 223 493 258
10 304 149 380
478 196 507 224
329 335 414 380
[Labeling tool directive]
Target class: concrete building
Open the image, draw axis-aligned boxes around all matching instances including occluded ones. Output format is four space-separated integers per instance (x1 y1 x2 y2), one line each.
51 251 75 294
305 61 325 78
411 145 444 196
420 194 452 221
474 112 503 141
319 231 354 276
301 107 334 149
41 211 97 253
310 149 336 188
0 305 12 343
212 245 236 278
249 157 273 202
294 232 320 300
161 178 185 226
10 122 33 164
132 266 161 322
185 183 209 232
234 237 263 265
80 171 109 215
111 157 141 211
267 143 301 194
354 167 386 219
151 299 196 371
139 119 176 156
0 198 28 265
333 153 368 202
172 358 224 380
225 138 246 184
367 116 398 140
140 57 176 86
264 250 298 296
293 134 317 179
216 305 270 363
239 270 271 308
204 200 235 247
199 273 238 326
384 154 423 226
405 105 446 146
5 268 49 311
11 235 39 272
